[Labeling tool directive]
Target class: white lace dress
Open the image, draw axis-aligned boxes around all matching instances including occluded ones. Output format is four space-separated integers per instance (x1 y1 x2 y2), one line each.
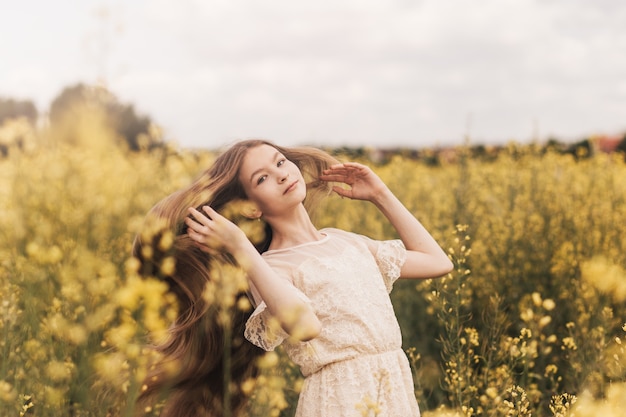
244 228 421 417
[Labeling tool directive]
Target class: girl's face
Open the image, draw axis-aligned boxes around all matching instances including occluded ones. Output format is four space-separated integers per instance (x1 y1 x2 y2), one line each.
238 144 306 217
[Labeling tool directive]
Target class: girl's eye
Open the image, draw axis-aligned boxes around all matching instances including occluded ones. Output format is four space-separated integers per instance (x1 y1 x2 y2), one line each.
257 175 267 185
277 159 285 167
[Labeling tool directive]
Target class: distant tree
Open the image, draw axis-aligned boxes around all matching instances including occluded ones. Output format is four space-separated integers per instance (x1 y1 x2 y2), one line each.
469 144 501 162
617 133 626 158
49 83 162 151
543 138 567 154
0 97 38 125
564 138 593 159
617 133 626 152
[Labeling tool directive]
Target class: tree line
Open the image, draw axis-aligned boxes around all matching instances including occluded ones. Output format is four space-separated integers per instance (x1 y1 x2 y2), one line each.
0 83 163 154
2 83 625 160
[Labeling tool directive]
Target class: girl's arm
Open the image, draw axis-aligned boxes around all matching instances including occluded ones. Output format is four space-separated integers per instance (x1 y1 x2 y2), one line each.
320 162 453 279
185 206 321 341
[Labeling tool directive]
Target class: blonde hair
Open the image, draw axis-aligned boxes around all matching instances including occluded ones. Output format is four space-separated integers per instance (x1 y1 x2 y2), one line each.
132 139 338 416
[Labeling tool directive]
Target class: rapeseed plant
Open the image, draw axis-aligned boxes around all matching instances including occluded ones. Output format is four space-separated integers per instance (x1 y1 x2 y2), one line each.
1 108 625 416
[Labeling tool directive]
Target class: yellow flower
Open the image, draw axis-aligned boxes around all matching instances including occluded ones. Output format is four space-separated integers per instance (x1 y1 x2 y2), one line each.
124 257 141 275
93 352 128 383
158 230 174 251
160 256 176 276
531 292 542 307
45 360 73 382
486 387 498 399
240 378 256 395
46 245 63 264
581 257 626 301
545 364 558 377
116 278 143 310
562 337 577 351
0 380 16 402
258 352 279 369
520 308 534 322
44 385 66 408
542 299 556 311
141 246 154 260
67 324 88 345
25 241 41 258
539 316 552 329
237 296 251 312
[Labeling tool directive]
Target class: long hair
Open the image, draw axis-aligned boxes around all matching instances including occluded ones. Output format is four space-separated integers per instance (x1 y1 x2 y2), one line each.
132 139 338 416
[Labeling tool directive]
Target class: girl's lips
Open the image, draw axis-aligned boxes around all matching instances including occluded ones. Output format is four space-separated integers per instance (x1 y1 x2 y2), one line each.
284 180 299 194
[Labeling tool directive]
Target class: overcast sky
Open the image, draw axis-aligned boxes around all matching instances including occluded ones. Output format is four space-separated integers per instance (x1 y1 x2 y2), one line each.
2 0 625 149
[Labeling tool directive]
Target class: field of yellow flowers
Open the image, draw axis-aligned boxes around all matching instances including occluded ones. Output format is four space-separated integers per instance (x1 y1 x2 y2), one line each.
1 111 625 417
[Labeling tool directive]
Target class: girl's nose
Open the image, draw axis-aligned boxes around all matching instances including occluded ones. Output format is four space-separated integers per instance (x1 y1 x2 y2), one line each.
279 172 289 183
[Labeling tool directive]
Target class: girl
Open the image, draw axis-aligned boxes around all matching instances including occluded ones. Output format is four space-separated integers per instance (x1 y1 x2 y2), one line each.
134 139 452 416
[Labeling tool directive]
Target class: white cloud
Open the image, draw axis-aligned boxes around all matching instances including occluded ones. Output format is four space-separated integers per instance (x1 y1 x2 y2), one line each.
2 0 625 148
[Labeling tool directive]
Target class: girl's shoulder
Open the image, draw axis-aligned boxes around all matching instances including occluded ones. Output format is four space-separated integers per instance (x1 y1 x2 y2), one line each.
321 228 378 255
323 228 381 258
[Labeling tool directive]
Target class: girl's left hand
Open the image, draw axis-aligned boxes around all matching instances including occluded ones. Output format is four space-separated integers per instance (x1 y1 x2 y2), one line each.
319 162 389 202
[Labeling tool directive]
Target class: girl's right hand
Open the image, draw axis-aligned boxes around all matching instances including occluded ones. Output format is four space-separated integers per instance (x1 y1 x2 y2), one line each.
185 206 248 254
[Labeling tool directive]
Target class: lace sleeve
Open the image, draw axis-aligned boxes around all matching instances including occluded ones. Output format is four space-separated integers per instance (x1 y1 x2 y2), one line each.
244 287 313 351
244 301 289 351
375 239 407 293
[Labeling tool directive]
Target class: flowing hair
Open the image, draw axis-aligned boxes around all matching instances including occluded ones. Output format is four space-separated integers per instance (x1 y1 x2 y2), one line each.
132 139 338 416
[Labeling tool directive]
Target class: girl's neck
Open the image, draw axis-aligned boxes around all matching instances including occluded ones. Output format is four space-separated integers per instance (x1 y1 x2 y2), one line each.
265 206 324 250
